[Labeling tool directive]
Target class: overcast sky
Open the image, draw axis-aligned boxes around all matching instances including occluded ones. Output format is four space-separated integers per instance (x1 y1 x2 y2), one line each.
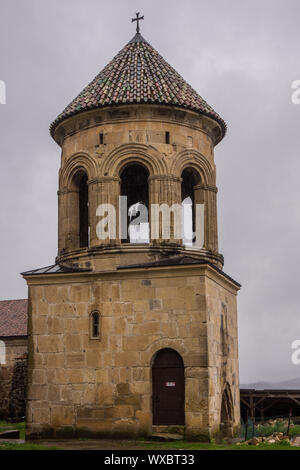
0 0 299 384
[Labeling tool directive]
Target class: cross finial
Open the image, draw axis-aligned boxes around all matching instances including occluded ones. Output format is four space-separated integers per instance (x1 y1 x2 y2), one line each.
131 12 144 34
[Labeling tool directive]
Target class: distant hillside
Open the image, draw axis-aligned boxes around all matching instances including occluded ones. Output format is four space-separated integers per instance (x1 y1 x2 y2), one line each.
240 377 300 390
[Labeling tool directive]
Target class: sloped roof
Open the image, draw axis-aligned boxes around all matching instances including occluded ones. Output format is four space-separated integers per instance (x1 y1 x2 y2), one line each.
21 263 91 276
50 32 226 141
0 299 28 337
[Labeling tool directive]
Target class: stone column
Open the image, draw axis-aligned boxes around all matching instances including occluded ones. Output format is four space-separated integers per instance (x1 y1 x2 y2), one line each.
149 175 182 246
57 189 64 255
58 188 80 253
194 184 218 253
88 177 121 248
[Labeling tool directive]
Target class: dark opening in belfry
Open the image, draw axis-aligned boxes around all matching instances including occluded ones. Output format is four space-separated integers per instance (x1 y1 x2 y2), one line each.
78 172 89 248
120 163 149 243
181 168 202 245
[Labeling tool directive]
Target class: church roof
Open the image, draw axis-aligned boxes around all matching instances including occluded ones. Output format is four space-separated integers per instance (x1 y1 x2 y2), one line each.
0 299 28 337
50 32 226 142
21 263 91 276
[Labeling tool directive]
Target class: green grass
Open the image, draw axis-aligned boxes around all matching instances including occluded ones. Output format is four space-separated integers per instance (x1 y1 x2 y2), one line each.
0 421 58 450
0 420 299 450
0 442 58 450
0 421 57 449
142 439 300 451
0 420 25 440
0 439 298 451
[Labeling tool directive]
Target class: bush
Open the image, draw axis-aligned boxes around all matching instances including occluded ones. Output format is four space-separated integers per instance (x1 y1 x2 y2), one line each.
241 418 300 440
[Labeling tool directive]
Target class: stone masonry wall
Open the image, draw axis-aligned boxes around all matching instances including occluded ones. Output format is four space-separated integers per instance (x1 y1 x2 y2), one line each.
26 265 239 440
205 276 240 435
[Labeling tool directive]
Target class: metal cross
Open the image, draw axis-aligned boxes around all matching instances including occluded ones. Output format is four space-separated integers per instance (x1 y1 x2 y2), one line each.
131 12 144 34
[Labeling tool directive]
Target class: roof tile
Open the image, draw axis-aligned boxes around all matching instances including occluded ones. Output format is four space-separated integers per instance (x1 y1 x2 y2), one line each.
0 300 28 337
50 33 226 142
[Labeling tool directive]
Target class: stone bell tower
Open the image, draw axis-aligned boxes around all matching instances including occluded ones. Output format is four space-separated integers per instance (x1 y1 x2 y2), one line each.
23 17 240 440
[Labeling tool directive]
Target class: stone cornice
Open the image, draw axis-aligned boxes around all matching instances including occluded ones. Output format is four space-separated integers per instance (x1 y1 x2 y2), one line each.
148 174 181 183
194 183 218 193
57 189 79 196
23 263 240 294
88 176 121 185
52 105 220 148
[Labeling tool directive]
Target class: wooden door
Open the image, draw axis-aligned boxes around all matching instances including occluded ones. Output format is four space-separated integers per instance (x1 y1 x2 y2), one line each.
152 349 185 425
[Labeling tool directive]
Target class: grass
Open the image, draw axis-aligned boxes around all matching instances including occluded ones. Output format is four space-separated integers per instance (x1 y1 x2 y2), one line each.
1 439 299 451
0 420 25 440
141 439 300 451
0 421 58 450
0 420 299 450
0 442 58 450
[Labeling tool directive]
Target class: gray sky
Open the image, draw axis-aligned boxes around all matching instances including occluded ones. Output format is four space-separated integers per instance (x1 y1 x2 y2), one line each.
0 0 299 384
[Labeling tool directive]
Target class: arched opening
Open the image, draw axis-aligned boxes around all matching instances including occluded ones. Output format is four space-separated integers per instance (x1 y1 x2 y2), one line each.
152 348 185 425
79 173 89 247
220 384 234 437
71 170 89 249
181 168 202 247
120 163 149 243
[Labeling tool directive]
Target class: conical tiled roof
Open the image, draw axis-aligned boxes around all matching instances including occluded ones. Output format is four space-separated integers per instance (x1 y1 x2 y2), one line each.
50 33 226 141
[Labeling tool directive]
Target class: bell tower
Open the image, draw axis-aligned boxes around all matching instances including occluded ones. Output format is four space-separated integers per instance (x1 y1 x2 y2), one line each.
23 18 240 440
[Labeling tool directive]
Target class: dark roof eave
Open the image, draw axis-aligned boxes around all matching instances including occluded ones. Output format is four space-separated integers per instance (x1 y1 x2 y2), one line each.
0 334 28 339
21 263 92 277
240 388 300 394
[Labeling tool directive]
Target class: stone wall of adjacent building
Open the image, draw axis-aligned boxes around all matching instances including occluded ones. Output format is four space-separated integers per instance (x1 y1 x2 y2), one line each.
26 264 239 439
0 337 27 420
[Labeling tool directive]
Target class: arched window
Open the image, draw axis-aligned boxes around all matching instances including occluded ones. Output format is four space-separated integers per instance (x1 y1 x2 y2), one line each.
90 312 100 339
70 170 89 249
120 164 149 244
0 340 6 365
181 168 202 247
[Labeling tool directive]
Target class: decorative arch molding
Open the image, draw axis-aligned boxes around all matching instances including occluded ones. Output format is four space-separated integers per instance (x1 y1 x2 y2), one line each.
142 338 188 367
170 149 215 186
59 152 98 190
220 381 234 423
151 347 185 368
101 143 168 178
222 381 234 401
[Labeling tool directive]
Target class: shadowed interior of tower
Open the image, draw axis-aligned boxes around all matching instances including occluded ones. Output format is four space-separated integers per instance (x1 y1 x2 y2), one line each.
181 168 201 239
120 163 149 243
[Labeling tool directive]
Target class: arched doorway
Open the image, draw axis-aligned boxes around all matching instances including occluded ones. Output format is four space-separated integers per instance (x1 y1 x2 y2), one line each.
152 348 185 425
